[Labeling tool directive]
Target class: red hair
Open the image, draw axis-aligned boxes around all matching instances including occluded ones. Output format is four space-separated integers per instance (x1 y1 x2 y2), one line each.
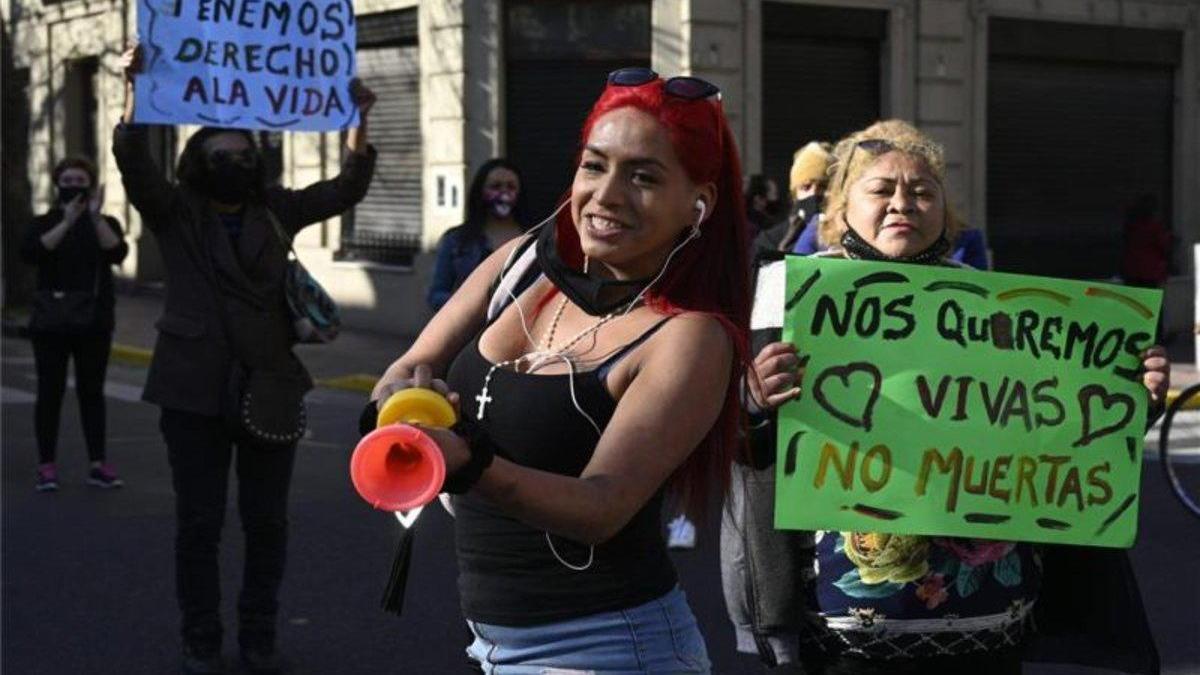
555 79 751 517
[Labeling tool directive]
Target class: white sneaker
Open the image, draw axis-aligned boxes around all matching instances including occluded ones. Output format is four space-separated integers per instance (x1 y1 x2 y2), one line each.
666 515 696 549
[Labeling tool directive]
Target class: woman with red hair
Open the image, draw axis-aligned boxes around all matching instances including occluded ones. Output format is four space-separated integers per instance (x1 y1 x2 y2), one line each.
370 68 749 671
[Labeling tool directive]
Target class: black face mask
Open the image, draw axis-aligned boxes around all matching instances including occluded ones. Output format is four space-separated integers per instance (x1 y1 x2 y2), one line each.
764 199 785 219
793 195 821 221
200 159 261 204
57 186 88 205
535 222 654 317
840 223 950 266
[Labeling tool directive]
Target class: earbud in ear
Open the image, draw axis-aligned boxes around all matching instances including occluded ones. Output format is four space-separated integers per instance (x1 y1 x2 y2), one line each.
694 199 707 224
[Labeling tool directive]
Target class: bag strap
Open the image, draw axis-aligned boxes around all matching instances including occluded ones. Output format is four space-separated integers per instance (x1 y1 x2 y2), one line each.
485 234 541 322
264 209 300 262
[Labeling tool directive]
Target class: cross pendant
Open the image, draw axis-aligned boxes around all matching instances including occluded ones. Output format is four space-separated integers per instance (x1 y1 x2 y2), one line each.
475 387 494 420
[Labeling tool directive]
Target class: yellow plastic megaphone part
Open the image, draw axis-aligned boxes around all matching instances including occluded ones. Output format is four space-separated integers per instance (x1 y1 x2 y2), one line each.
376 388 457 429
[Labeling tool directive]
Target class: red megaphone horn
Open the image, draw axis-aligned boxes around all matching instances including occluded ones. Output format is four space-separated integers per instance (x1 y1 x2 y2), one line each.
350 388 457 512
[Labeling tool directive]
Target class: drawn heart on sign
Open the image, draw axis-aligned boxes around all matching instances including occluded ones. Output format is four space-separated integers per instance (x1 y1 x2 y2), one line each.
1073 385 1136 448
812 362 882 432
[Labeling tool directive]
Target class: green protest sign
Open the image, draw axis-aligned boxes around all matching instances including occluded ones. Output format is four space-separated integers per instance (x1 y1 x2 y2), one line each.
775 256 1162 547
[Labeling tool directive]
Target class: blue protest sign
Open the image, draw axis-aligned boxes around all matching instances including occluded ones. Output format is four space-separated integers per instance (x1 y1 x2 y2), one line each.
135 0 358 131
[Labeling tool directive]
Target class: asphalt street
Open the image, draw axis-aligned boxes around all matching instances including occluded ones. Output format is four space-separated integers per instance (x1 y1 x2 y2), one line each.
2 335 1197 674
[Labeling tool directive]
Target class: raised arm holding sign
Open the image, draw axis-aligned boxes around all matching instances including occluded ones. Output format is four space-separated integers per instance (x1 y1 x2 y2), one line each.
112 41 377 674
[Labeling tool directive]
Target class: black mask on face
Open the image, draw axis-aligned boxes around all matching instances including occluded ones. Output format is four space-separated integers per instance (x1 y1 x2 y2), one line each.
200 159 262 204
535 222 654 317
793 195 821 221
57 186 88 205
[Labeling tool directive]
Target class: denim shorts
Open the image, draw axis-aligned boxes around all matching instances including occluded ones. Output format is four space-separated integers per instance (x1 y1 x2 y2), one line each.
465 586 711 674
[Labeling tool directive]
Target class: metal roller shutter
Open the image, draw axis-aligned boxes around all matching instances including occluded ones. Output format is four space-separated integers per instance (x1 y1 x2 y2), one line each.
505 1 651 221
340 9 421 264
761 3 886 195
987 18 1181 279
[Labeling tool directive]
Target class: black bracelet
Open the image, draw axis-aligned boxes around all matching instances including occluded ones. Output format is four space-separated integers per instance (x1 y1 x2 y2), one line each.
358 399 379 437
444 417 497 494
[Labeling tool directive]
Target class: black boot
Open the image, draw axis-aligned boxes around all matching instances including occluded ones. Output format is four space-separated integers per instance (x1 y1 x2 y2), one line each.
239 644 283 674
181 643 225 675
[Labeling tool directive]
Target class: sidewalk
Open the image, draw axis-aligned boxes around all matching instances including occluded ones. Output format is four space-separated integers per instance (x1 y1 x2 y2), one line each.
111 287 414 394
31 287 1200 404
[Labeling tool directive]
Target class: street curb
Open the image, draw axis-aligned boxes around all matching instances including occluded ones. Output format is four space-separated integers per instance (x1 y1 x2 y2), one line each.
110 342 379 394
1166 388 1200 411
110 343 153 367
314 374 378 394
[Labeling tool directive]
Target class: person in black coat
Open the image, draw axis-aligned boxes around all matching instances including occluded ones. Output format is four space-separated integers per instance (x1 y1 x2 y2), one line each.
114 45 377 675
21 157 129 492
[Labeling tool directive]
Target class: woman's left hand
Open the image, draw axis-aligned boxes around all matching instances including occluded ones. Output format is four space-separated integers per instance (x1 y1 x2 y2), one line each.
1142 345 1170 404
414 425 471 474
349 78 376 118
88 184 105 216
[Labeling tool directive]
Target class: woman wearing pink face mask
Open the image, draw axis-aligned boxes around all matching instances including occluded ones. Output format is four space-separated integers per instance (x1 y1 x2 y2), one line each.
427 159 530 311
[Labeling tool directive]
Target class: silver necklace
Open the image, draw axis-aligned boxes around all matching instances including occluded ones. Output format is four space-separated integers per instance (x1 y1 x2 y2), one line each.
475 296 615 420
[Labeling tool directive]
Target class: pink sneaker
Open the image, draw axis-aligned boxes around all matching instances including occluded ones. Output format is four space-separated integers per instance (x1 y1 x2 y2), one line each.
35 464 59 492
87 464 124 489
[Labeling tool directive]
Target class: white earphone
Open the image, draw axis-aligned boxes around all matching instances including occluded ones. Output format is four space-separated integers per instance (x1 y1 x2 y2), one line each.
693 198 707 238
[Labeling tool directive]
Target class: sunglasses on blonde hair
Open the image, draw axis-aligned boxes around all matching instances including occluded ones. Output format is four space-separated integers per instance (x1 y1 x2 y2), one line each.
607 67 722 102
832 139 897 192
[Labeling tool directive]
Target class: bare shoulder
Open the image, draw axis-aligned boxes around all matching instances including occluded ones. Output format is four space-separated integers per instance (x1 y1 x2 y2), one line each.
651 312 733 361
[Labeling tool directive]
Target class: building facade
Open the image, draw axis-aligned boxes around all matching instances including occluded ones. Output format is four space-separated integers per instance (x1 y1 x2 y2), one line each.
5 0 1199 336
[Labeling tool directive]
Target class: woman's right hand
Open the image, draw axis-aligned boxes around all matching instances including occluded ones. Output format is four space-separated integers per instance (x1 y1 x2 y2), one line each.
747 341 804 412
120 44 144 82
372 363 461 413
63 194 88 225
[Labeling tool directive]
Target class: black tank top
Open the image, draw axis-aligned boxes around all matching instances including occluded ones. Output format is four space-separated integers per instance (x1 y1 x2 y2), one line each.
445 318 678 626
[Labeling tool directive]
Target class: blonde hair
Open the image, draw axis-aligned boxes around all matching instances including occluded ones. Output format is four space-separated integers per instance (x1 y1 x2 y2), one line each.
819 119 965 248
789 141 833 197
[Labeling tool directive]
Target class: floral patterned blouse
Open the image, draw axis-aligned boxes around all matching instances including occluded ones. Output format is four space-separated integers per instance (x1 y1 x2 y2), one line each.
799 532 1040 660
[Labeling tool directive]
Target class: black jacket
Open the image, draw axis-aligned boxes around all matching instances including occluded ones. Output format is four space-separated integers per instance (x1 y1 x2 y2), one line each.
21 209 128 333
112 123 376 416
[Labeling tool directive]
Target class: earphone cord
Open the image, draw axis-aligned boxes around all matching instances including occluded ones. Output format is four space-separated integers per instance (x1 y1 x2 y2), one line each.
498 202 702 572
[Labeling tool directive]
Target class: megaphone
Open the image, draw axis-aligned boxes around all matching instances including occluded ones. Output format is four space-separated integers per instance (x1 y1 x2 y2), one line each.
350 388 457 512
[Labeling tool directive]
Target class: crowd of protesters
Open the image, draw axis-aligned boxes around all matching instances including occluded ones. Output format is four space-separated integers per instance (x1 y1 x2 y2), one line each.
15 38 1176 675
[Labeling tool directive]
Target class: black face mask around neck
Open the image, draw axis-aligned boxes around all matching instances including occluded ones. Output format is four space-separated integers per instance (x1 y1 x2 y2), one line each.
535 222 654 317
840 222 950 266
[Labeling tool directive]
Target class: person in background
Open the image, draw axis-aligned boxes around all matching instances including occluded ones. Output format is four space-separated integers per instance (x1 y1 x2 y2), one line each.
115 45 377 675
724 120 1168 674
1120 193 1171 341
952 227 991 270
755 141 832 257
427 159 530 311
744 174 782 237
1121 193 1170 288
21 157 129 492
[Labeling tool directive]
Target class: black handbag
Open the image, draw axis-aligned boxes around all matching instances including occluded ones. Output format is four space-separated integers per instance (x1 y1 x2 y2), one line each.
29 265 99 333
223 360 308 446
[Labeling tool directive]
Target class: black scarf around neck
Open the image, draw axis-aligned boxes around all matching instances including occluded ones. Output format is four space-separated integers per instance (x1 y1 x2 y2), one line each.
840 225 950 266
535 222 652 316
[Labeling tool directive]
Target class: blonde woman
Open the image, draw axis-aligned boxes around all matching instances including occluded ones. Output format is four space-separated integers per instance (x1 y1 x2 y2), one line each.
731 120 1168 674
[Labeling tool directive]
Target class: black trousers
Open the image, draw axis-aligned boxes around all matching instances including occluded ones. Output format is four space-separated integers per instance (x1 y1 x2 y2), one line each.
32 331 112 464
159 408 297 651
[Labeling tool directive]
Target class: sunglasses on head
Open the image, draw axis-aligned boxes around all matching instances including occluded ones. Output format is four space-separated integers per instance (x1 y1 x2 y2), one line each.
607 67 722 102
832 138 900 191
